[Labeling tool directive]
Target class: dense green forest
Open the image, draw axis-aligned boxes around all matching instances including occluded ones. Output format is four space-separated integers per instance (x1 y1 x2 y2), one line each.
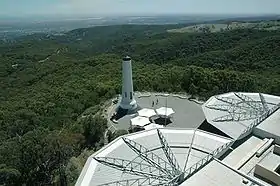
0 23 280 185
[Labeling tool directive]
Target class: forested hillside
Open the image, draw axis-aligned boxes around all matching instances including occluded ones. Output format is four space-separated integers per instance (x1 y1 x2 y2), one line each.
0 23 280 185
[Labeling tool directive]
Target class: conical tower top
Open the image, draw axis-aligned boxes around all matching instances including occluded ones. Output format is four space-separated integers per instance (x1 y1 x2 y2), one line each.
123 56 131 61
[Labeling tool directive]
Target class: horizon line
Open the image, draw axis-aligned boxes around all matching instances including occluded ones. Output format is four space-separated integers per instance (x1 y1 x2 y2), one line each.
1 12 279 17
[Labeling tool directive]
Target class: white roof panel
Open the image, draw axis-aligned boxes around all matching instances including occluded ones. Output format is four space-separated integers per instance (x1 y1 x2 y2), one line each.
137 108 157 118
223 136 263 167
76 128 232 186
255 108 280 142
144 123 164 130
180 160 247 186
130 116 150 126
156 107 175 117
202 92 280 139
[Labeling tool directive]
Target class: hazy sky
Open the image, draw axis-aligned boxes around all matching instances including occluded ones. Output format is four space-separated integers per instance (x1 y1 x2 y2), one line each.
0 0 280 17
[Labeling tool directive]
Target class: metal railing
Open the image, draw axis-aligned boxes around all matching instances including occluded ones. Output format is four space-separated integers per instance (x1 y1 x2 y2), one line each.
97 177 165 186
183 141 232 179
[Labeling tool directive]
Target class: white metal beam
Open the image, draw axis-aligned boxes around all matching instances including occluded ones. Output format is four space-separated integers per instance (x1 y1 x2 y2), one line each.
157 129 181 174
94 157 169 180
122 137 174 177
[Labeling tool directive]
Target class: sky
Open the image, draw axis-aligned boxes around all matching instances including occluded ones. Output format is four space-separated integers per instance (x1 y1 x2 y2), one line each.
0 0 280 17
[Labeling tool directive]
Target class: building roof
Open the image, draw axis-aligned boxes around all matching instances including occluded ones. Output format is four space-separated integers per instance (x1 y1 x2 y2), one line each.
182 137 280 186
254 108 280 144
130 116 151 127
77 92 280 186
180 160 248 186
258 150 280 171
223 136 264 168
76 128 232 186
202 92 280 139
254 149 280 185
137 108 157 118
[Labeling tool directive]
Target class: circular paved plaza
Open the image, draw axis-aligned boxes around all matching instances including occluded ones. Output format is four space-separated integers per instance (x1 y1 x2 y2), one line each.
106 92 205 132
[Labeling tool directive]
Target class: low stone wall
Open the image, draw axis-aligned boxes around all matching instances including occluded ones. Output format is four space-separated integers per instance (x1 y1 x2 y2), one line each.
155 93 170 97
188 98 205 105
136 91 152 98
136 91 205 105
138 94 151 98
172 94 188 99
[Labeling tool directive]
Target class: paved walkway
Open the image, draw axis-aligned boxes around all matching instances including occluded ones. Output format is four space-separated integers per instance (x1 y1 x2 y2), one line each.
103 92 206 132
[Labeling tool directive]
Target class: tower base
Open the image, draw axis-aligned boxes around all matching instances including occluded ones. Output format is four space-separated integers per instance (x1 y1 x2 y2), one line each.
114 101 140 120
119 99 138 111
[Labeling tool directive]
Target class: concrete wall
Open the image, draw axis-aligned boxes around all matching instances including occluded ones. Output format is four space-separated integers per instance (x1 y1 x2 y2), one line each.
253 128 280 145
254 164 280 186
274 145 280 155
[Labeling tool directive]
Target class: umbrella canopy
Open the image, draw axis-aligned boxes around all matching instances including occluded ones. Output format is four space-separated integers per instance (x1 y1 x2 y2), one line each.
137 108 157 118
130 116 151 127
156 107 175 117
144 123 164 130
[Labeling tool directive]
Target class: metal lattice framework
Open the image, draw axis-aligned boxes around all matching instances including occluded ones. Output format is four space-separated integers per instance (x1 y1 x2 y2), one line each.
93 128 232 186
122 137 176 177
259 93 269 111
94 134 184 186
95 174 185 186
96 175 184 186
95 177 166 186
234 93 264 111
183 129 197 171
157 129 181 174
93 157 170 181
207 93 274 122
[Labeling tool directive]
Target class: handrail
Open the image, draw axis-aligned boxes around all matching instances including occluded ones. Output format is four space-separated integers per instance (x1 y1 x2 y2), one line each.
183 141 232 179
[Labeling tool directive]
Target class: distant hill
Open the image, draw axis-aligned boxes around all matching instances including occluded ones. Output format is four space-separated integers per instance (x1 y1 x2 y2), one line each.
168 20 280 33
1 14 279 39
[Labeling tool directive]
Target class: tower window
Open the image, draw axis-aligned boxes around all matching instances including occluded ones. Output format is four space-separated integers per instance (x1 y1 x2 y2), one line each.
125 92 127 98
130 92 133 100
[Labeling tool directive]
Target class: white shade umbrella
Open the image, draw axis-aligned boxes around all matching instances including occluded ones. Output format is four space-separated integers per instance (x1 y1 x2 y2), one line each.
130 116 151 127
137 108 157 118
156 107 175 117
144 123 164 130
